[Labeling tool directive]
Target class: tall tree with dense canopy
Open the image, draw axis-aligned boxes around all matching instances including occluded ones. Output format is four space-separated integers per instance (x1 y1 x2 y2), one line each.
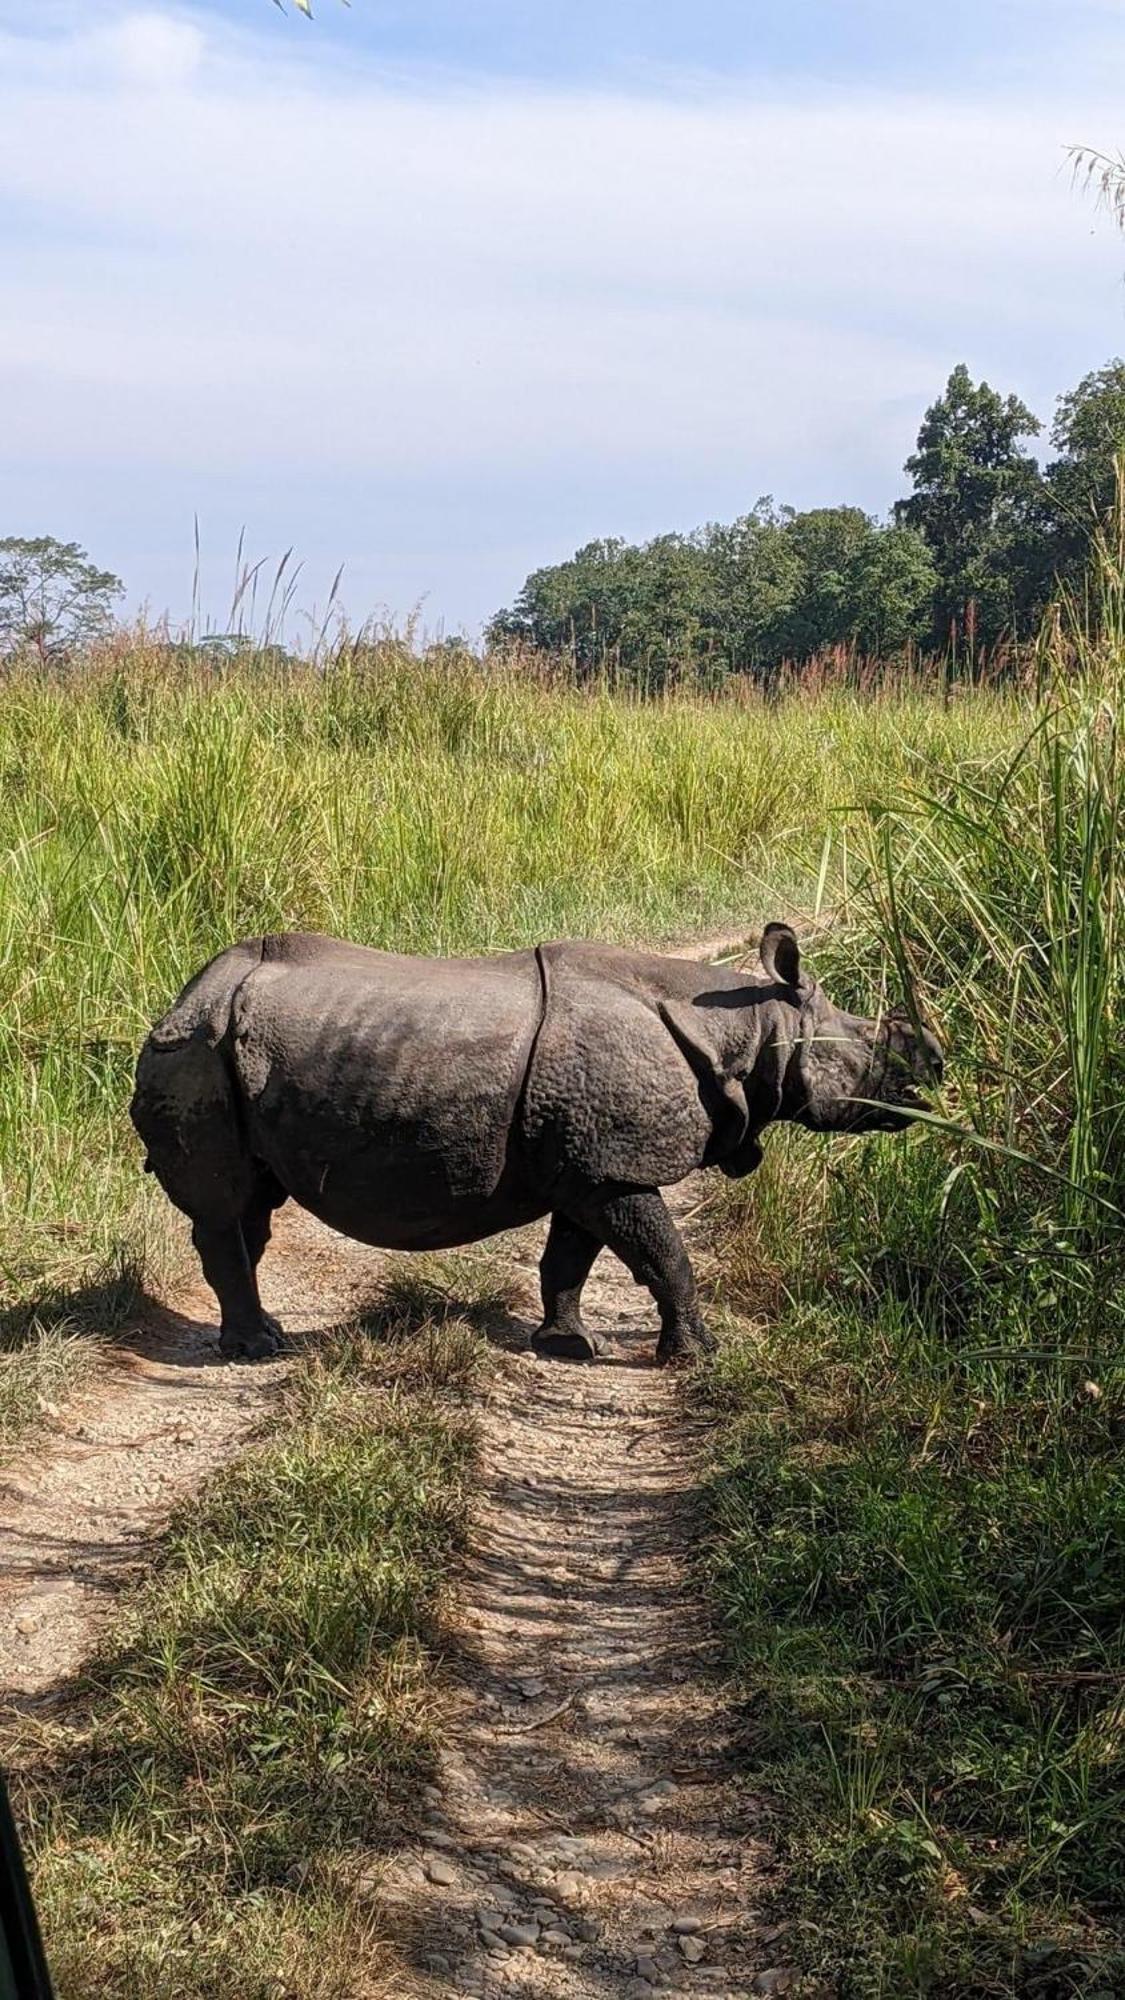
1045 360 1125 592
848 523 939 657
895 363 1044 652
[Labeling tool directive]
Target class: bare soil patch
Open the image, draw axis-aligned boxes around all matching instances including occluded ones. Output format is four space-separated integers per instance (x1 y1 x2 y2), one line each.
0 1207 378 1701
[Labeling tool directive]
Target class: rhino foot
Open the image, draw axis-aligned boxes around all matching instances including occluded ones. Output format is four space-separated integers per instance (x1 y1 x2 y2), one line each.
219 1314 285 1362
655 1323 718 1369
531 1324 603 1363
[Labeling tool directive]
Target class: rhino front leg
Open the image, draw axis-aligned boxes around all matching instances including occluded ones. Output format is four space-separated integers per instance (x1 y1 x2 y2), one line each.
191 1219 282 1362
532 1213 605 1362
571 1187 717 1367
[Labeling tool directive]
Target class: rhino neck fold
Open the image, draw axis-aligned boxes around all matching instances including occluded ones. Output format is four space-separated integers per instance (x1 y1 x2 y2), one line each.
731 999 803 1135
505 943 552 1150
771 999 812 1123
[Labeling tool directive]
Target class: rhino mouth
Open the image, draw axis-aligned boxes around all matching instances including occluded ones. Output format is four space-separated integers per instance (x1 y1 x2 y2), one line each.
797 1060 941 1133
783 1014 943 1133
858 1088 926 1127
795 1093 922 1134
850 1063 942 1126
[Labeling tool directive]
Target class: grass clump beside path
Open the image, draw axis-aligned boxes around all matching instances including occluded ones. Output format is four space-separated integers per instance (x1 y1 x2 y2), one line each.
702 632 1125 1996
0 638 1017 1446
8 1287 493 2000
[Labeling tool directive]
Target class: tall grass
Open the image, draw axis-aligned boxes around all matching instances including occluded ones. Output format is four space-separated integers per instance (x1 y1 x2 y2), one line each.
0 640 1017 1447
704 601 1125 1994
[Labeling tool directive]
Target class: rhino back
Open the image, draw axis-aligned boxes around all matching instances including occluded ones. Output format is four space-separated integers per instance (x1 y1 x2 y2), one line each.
230 945 543 1221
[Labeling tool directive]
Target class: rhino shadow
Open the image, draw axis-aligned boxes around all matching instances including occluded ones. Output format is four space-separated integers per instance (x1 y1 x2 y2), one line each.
0 1261 147 1358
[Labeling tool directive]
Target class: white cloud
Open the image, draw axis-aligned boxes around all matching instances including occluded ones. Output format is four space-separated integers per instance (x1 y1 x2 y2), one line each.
0 6 208 88
0 4 1122 626
103 11 205 89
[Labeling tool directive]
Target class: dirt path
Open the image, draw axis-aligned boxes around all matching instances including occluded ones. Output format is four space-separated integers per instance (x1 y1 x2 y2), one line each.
378 1211 788 2000
0 1207 382 1700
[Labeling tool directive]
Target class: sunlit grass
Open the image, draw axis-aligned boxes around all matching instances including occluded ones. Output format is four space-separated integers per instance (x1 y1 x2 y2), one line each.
0 639 1018 1355
703 594 1125 1995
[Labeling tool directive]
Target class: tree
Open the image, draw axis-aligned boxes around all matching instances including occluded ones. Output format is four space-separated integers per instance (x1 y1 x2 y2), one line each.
489 538 643 673
895 363 1044 650
489 501 936 682
759 507 935 662
780 506 871 648
1044 359 1125 590
700 501 803 671
0 538 124 663
848 523 938 657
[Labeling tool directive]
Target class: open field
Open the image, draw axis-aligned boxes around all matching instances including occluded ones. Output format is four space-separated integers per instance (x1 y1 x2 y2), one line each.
0 641 1017 1443
2 635 1124 1995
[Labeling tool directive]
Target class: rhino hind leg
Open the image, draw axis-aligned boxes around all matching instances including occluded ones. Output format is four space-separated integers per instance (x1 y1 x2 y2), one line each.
241 1168 287 1273
134 1037 285 1362
228 1169 289 1353
532 1213 605 1362
569 1187 717 1368
191 1218 282 1361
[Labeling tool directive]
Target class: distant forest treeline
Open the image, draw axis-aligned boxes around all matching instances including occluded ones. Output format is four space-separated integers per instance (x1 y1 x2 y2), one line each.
489 361 1125 679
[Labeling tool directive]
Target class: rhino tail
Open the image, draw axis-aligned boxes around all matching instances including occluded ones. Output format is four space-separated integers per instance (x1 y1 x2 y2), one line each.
145 937 265 1052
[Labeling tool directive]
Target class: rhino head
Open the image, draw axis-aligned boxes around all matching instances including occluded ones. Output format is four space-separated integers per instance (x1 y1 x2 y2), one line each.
760 922 943 1133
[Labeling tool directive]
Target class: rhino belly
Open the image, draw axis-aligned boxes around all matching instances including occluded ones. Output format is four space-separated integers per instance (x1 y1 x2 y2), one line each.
286 1169 548 1252
230 952 546 1246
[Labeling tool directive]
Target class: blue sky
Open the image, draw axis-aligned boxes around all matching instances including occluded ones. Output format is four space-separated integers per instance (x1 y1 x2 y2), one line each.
0 1 1123 639
201 0 1121 97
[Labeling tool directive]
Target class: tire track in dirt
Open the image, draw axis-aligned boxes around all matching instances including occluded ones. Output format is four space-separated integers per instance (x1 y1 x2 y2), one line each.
0 1207 383 1701
377 1206 789 2000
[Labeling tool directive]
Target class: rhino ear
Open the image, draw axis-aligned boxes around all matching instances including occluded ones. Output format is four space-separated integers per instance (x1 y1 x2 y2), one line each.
760 922 802 988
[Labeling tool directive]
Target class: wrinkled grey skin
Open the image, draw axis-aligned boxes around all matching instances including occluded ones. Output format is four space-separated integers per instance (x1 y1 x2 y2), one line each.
131 923 942 1366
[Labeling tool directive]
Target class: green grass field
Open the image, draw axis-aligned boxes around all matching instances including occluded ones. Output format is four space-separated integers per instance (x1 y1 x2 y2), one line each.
0 640 1015 1447
3 631 1123 1995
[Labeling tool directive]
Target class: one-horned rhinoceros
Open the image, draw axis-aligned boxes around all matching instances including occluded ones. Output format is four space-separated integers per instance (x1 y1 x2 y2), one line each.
131 924 942 1365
